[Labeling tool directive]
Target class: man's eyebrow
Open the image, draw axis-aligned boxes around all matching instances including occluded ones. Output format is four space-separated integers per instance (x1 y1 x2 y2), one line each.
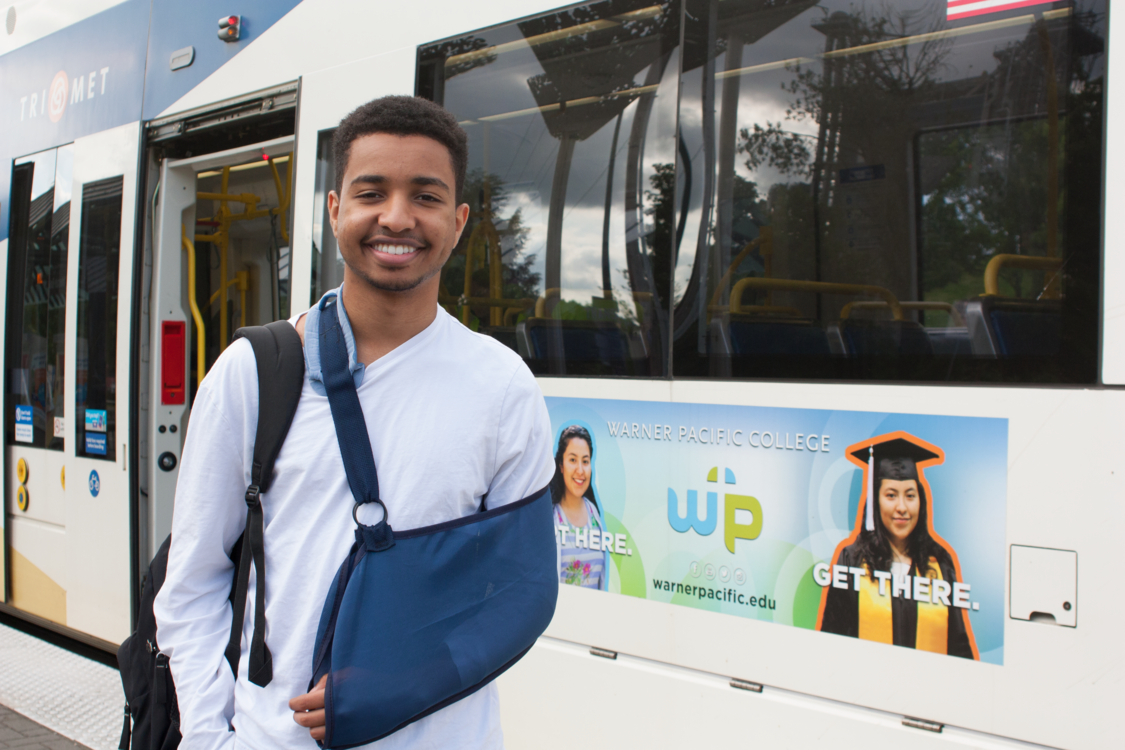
349 174 451 192
412 176 451 192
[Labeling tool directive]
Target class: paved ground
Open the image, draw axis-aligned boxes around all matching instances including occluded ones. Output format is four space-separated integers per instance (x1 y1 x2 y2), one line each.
0 623 121 750
0 705 92 750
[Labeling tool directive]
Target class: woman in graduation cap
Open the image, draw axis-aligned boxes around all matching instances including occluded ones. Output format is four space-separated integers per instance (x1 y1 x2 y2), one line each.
818 434 978 659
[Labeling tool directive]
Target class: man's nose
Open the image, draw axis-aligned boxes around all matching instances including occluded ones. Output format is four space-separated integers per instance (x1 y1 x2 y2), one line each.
378 193 415 233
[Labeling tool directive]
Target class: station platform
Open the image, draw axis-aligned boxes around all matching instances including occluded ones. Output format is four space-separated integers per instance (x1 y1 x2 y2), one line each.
0 622 122 750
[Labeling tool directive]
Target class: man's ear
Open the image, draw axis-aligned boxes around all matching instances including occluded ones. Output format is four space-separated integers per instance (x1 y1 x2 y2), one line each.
453 202 471 243
327 190 341 238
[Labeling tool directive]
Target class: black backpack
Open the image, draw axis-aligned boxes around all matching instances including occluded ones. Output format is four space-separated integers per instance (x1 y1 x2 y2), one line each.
117 321 305 750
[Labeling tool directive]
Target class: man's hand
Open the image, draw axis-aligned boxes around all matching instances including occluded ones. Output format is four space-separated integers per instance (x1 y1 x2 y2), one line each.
290 675 328 740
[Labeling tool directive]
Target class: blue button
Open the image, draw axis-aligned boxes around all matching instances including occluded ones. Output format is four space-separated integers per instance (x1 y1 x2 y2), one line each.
89 470 100 497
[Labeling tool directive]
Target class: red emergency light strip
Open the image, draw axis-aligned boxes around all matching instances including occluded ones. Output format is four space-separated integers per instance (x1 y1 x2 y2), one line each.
947 0 1058 21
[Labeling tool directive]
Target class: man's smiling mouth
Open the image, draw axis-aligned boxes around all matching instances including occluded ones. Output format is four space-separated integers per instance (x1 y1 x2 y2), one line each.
373 243 418 256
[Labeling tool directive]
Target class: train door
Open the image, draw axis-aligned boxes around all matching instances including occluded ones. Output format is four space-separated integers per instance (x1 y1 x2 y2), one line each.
3 123 140 645
146 135 294 557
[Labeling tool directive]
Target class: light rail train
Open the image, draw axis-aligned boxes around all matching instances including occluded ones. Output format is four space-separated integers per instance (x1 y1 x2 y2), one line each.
0 0 1121 747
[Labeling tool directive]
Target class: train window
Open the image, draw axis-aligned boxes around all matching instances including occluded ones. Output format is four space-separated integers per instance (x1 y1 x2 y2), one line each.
310 130 344 306
5 145 72 450
418 0 680 376
75 176 123 461
672 0 1105 383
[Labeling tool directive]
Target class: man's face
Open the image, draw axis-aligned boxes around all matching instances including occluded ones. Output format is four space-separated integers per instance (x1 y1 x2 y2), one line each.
328 133 469 293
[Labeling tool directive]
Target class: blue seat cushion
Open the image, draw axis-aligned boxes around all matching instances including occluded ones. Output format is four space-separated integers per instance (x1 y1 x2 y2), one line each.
840 320 933 357
727 318 831 356
986 302 1062 356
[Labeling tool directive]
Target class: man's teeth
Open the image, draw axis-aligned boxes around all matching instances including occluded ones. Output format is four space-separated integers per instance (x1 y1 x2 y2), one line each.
375 244 417 256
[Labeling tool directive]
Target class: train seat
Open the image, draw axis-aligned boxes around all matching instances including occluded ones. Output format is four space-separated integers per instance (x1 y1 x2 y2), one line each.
925 327 973 356
516 318 641 374
964 299 1062 356
716 316 834 356
837 319 934 357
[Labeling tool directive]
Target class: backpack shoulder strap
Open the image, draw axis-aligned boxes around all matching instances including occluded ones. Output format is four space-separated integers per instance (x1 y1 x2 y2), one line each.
225 320 305 686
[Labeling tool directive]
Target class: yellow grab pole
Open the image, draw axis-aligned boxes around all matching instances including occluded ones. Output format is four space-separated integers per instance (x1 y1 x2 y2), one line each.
267 153 292 244
236 271 250 328
983 254 1064 297
730 278 904 320
219 167 231 351
708 234 762 323
181 225 207 385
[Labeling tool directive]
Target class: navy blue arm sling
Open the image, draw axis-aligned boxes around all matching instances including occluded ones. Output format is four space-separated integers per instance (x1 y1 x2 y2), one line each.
310 298 558 748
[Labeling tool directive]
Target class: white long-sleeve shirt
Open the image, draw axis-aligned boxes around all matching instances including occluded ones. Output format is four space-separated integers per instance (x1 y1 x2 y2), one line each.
154 292 554 750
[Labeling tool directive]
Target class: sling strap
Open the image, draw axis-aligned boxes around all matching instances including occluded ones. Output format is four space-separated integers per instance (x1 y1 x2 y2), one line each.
225 320 305 687
319 298 393 550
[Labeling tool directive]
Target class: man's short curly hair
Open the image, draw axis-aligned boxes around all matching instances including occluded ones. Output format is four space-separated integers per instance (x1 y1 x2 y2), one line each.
332 95 468 202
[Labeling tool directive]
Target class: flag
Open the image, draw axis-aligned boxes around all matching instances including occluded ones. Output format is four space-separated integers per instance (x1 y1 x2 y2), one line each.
948 0 1060 21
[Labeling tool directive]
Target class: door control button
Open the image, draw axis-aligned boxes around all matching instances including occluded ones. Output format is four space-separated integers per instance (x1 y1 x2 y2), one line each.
158 452 178 472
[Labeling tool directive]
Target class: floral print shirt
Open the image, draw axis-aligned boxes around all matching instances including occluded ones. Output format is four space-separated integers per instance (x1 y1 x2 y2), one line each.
555 500 605 590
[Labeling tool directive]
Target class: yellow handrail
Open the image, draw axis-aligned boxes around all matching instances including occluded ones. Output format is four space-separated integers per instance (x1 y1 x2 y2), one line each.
195 154 292 350
708 227 774 322
983 254 1063 297
209 271 251 328
439 295 535 309
462 217 504 326
181 226 207 385
840 300 965 326
709 304 802 318
267 153 292 245
535 288 561 319
730 278 903 320
531 288 652 319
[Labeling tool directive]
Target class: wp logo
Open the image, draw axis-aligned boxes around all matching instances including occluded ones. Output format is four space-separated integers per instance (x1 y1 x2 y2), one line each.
667 467 762 552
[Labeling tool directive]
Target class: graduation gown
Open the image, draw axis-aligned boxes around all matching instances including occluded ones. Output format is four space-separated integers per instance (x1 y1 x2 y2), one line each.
820 543 975 659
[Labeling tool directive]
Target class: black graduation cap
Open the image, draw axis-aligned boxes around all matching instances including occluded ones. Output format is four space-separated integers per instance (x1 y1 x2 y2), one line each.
850 437 941 532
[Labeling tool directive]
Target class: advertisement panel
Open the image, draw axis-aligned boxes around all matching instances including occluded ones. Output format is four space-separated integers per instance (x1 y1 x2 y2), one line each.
547 397 1007 664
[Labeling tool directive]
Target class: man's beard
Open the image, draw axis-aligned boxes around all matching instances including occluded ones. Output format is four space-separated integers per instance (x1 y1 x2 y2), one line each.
345 256 442 293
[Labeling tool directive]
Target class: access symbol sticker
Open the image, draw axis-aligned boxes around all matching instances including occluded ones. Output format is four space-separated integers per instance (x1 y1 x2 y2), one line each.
88 470 100 497
15 405 33 443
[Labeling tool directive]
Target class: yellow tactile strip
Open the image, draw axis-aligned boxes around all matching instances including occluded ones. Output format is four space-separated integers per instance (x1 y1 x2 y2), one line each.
0 623 121 750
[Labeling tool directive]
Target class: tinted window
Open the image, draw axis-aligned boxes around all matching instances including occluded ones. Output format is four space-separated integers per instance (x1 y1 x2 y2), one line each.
75 176 123 461
672 0 1104 383
5 145 72 449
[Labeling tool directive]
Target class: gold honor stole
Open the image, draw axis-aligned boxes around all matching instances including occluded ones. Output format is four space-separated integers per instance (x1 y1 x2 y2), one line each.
857 558 948 654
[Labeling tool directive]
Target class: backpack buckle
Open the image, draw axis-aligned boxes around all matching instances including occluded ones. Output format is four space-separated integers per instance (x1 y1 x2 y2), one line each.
245 485 261 507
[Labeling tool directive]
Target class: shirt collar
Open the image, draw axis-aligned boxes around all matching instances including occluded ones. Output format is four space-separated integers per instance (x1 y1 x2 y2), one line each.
304 284 365 395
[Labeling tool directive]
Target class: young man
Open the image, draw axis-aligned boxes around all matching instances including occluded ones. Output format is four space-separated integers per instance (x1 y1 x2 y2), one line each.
154 96 554 748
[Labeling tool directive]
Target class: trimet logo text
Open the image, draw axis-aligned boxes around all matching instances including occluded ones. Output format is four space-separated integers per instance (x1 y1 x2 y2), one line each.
20 67 111 123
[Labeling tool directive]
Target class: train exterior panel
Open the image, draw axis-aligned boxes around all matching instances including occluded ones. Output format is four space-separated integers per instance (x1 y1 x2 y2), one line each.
1 1 1120 748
